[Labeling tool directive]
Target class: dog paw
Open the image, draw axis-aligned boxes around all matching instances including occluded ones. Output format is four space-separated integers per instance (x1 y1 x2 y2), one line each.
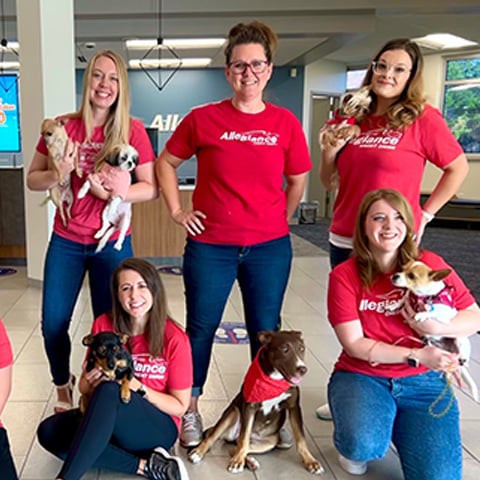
227 458 246 473
245 455 260 471
114 241 123 251
305 460 325 475
121 395 131 404
188 450 203 464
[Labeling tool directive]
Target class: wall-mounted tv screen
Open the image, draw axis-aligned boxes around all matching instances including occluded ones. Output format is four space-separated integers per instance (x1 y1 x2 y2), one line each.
0 74 21 152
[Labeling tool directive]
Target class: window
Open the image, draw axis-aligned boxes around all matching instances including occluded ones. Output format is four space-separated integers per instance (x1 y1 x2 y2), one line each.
346 68 367 91
443 56 480 155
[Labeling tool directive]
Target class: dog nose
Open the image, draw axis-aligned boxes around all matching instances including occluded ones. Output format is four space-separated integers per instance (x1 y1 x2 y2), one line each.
297 365 307 376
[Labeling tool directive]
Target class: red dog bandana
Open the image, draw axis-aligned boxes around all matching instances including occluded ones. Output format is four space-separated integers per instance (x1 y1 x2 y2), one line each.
242 348 291 403
409 285 455 311
326 109 356 126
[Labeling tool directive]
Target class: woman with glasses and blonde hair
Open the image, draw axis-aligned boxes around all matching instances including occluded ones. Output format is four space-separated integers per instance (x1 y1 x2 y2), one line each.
315 37 469 421
27 50 157 415
325 189 479 479
156 21 311 448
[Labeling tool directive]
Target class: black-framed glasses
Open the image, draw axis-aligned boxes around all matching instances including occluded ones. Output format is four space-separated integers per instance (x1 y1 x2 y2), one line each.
228 59 269 74
372 61 411 77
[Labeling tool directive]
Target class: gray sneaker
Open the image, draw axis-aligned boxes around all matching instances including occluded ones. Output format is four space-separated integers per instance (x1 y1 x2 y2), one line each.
276 426 293 449
180 411 203 448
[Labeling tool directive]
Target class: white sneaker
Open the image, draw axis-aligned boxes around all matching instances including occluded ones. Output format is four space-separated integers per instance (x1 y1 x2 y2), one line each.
338 453 367 475
315 403 332 421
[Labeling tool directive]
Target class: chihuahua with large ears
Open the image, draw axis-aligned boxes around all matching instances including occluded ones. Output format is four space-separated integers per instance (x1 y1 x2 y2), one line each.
392 260 478 402
77 144 139 253
40 118 82 226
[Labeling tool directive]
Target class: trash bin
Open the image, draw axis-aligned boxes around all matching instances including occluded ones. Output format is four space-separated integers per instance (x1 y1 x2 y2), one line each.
298 201 319 224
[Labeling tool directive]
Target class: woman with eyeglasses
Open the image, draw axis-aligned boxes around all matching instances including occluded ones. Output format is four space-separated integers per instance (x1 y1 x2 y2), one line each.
316 38 469 422
156 21 311 449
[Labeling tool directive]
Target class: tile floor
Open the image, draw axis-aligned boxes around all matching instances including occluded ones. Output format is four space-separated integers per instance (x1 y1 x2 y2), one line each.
1 236 480 479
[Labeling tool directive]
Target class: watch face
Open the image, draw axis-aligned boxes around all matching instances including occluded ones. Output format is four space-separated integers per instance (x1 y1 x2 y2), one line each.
407 356 419 368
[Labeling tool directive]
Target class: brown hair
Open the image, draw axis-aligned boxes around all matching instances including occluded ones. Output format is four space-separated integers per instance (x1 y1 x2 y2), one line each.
111 258 170 357
353 189 418 287
68 50 131 171
224 21 278 65
362 38 426 129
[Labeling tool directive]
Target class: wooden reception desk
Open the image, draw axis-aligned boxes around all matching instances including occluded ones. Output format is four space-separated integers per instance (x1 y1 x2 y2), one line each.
131 187 193 258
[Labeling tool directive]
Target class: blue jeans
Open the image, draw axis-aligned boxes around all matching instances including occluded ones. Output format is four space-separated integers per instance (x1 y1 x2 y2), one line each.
329 242 352 269
183 235 292 396
42 233 133 386
37 382 177 480
328 370 461 480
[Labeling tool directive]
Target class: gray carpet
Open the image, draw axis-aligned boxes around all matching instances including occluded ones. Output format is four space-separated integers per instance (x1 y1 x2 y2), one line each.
290 219 480 303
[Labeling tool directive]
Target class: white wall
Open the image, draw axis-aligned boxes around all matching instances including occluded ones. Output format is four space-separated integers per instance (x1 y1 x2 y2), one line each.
303 52 480 201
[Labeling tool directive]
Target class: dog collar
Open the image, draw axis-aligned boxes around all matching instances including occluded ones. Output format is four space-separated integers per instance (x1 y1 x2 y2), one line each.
242 348 292 403
410 285 455 309
326 109 356 126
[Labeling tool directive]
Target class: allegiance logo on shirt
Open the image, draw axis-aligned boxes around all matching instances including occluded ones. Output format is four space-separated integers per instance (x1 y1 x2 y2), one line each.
132 353 167 380
350 129 403 151
359 288 406 316
220 129 279 146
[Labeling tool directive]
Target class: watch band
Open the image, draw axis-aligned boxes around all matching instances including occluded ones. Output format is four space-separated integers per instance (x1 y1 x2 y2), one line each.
136 384 147 397
406 349 420 368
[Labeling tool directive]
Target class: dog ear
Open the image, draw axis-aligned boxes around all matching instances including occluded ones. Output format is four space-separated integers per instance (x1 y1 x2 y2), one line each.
258 331 274 345
82 334 94 346
429 268 452 282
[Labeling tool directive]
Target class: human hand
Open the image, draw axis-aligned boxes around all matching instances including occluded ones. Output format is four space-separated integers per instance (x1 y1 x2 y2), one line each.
415 215 429 246
82 363 108 389
318 122 352 153
402 301 447 337
172 208 206 236
57 139 78 182
85 173 110 201
418 345 460 372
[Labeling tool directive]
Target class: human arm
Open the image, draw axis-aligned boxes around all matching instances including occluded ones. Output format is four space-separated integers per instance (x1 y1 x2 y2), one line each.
318 127 348 191
155 147 206 235
285 173 308 222
0 365 12 416
417 154 469 244
334 319 458 371
129 376 191 417
26 140 78 191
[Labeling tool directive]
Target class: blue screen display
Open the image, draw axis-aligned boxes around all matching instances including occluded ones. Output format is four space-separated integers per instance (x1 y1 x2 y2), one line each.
0 74 21 152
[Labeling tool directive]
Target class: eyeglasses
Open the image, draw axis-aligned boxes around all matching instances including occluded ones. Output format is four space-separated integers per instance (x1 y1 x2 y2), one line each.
372 61 411 77
228 59 269 74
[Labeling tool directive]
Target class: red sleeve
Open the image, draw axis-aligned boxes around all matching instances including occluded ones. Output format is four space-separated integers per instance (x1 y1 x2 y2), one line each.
283 110 312 176
0 320 13 369
420 250 476 309
164 321 193 390
165 110 197 160
327 260 363 327
129 118 155 165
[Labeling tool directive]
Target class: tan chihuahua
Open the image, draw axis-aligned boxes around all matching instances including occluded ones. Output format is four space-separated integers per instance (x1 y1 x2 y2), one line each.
392 260 478 402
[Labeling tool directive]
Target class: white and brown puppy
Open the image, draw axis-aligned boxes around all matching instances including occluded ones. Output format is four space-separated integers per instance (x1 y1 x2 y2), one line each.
78 144 139 253
40 118 82 226
319 86 371 149
188 330 324 475
392 260 478 401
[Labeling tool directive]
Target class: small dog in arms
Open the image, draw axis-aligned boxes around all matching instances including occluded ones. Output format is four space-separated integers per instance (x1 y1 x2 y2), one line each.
77 144 139 253
40 118 82 226
188 330 324 475
391 260 478 402
319 86 371 149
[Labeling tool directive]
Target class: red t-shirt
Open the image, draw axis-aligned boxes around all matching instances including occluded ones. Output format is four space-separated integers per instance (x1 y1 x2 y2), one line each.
331 105 464 239
328 250 475 378
166 99 312 245
90 314 192 430
0 319 13 428
36 117 155 244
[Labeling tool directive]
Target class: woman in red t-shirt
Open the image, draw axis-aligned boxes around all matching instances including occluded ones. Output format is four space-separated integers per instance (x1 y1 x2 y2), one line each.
37 258 192 480
326 189 480 479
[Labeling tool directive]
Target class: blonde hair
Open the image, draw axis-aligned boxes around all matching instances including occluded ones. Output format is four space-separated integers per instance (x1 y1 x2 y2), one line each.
224 21 278 65
69 50 131 170
362 38 426 130
353 189 418 287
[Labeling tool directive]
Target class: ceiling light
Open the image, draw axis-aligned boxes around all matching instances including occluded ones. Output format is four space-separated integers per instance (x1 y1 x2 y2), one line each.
129 58 212 69
0 61 19 69
125 38 225 49
0 40 19 50
413 33 477 50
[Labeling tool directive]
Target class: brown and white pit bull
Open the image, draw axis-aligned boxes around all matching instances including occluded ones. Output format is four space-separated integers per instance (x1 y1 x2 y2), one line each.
188 330 324 475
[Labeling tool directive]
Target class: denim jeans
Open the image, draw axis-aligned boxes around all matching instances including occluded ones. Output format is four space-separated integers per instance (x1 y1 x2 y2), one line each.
42 233 133 386
183 235 292 396
328 370 461 480
329 242 352 269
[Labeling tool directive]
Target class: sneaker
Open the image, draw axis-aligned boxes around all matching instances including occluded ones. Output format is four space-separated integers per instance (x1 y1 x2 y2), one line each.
315 403 332 421
276 426 293 449
144 447 189 480
180 411 203 448
338 453 367 475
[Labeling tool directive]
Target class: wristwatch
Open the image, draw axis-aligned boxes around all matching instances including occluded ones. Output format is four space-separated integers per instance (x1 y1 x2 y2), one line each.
406 349 420 368
136 384 147 397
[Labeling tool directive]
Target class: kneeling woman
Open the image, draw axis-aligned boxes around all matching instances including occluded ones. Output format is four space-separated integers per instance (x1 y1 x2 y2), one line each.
38 258 192 480
327 189 480 480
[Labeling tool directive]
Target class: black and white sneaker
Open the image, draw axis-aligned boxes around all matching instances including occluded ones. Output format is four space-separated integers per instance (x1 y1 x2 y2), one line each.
144 446 189 480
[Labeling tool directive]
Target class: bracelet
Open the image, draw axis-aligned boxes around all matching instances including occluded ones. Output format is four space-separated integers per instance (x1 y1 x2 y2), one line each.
367 340 382 367
422 210 435 223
